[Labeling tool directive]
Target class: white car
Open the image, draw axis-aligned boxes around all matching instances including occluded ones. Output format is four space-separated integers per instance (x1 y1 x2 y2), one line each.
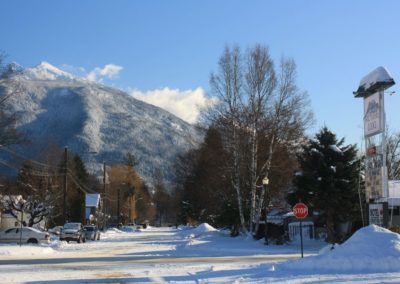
48 226 63 236
0 227 51 244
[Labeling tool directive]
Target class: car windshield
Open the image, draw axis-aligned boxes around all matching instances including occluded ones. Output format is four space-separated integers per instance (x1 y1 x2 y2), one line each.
23 227 42 233
64 223 80 229
84 226 94 231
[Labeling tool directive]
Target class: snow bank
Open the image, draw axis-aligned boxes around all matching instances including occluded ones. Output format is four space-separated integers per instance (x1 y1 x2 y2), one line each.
184 223 219 239
105 228 124 234
280 225 400 272
0 243 55 256
193 223 217 234
177 224 192 231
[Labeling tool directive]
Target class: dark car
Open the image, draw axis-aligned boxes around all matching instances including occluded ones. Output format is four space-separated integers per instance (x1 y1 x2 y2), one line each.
60 222 86 243
84 225 100 241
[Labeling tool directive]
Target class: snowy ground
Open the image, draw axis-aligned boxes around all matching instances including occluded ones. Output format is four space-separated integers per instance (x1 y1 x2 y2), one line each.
0 224 399 283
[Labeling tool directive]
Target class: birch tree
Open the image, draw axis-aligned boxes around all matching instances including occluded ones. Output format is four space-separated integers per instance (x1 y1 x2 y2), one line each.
386 132 400 180
253 58 313 236
207 45 313 236
243 45 276 235
210 45 248 233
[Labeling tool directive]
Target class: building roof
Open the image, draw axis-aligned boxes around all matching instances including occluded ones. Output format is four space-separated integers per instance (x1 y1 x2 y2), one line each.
85 193 100 208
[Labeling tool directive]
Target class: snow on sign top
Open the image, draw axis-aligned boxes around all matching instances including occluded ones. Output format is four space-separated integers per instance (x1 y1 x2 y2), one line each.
354 66 395 97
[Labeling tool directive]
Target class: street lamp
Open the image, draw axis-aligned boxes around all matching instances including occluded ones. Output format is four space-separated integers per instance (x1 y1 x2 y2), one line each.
262 176 269 245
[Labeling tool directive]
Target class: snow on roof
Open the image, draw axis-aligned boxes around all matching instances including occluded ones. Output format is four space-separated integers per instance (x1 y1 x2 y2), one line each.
1 195 25 208
354 66 395 97
288 221 314 226
283 212 295 217
294 171 303 177
85 193 100 208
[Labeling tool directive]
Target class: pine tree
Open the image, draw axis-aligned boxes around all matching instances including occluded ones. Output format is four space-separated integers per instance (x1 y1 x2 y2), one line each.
178 127 234 227
289 127 360 243
67 154 88 222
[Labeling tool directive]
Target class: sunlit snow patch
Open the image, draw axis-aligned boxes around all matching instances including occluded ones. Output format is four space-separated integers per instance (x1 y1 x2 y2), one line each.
184 223 219 239
0 243 55 256
280 225 400 272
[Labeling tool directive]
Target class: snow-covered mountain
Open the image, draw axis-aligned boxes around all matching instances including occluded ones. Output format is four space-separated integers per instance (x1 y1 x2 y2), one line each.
1 62 202 186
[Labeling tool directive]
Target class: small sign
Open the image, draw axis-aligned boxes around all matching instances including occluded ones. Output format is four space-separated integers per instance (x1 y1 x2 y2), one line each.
367 146 377 156
293 203 308 219
365 154 384 199
364 92 383 137
368 202 388 227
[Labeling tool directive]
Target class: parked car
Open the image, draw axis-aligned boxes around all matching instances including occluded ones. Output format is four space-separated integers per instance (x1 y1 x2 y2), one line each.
60 222 86 243
120 225 137 232
0 227 50 244
83 225 100 241
48 226 63 236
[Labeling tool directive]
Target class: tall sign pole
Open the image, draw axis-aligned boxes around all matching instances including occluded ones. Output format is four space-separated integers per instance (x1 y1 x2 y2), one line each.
354 66 395 228
293 202 308 258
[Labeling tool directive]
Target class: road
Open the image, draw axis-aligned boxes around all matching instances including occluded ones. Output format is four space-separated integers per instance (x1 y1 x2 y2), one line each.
0 227 313 283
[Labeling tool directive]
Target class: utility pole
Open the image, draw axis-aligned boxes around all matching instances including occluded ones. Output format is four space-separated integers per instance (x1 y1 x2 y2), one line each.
63 147 68 224
103 161 107 229
117 187 120 227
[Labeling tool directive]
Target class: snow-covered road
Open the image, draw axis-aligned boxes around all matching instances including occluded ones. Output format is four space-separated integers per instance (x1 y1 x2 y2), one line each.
1 225 399 283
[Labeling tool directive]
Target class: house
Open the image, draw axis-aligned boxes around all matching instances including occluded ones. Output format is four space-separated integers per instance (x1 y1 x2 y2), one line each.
85 193 101 225
0 195 31 230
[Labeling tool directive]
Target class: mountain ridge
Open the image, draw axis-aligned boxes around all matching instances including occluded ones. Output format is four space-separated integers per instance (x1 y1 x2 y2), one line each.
1 62 203 186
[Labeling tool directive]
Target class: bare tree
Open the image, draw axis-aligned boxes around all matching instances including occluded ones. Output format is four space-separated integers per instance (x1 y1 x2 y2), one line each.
1 160 62 227
210 45 248 233
387 131 400 180
253 58 313 235
0 53 24 147
244 45 276 234
207 45 313 236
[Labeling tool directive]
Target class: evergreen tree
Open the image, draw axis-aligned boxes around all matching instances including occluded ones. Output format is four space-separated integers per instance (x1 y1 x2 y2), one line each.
68 154 88 222
288 127 360 243
123 152 138 168
179 127 235 227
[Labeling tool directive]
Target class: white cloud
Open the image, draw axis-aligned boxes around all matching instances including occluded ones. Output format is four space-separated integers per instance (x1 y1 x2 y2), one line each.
131 87 218 124
60 64 87 77
86 64 123 82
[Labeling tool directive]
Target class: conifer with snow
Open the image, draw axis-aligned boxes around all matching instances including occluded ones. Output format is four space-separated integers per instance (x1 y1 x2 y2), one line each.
288 127 361 243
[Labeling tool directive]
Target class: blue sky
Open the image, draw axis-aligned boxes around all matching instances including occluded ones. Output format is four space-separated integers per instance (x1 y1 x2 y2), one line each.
1 0 400 145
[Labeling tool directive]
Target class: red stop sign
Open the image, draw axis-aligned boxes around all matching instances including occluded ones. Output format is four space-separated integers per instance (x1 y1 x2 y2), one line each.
293 203 308 219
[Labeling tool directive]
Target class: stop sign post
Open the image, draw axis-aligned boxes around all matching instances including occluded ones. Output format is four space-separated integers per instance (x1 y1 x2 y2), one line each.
293 203 308 258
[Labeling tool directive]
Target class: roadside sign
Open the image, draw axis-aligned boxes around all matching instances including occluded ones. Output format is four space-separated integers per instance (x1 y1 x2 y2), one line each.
293 203 308 219
293 202 308 258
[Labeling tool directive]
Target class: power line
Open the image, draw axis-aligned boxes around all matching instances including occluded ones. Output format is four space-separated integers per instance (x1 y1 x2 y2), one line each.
0 158 20 171
0 146 56 170
0 158 62 177
67 172 96 194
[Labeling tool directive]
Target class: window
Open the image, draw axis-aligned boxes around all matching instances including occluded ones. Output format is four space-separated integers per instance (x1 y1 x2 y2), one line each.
5 228 16 234
389 206 400 216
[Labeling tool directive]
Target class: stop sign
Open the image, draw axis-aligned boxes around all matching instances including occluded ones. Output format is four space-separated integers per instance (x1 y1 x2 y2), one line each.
293 203 308 219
